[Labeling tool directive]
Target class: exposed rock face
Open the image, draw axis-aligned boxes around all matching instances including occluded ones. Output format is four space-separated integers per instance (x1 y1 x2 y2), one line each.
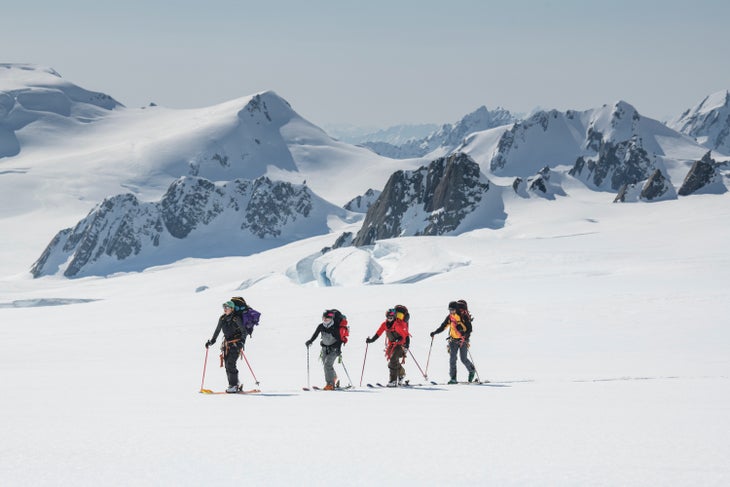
678 152 724 196
31 176 342 278
640 169 673 201
344 189 381 213
614 169 676 203
350 153 492 246
512 167 566 200
570 136 655 190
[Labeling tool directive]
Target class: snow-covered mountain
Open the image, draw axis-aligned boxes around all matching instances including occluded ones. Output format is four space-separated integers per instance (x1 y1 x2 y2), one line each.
0 63 121 158
362 106 516 159
458 101 726 197
0 64 405 211
0 64 413 276
31 176 351 278
3 64 730 281
669 90 730 155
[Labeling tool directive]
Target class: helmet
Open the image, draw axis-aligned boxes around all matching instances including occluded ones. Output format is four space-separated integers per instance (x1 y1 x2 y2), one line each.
448 301 459 310
323 310 335 319
386 308 396 319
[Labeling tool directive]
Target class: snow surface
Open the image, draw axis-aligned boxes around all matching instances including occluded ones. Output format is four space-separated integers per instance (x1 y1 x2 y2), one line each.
1 65 729 485
1 185 729 486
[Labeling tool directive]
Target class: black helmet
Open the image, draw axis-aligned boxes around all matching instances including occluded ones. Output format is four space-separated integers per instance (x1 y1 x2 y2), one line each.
323 309 335 319
448 301 459 310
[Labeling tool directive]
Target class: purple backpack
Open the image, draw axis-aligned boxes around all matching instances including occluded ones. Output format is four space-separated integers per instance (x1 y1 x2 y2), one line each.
231 296 261 336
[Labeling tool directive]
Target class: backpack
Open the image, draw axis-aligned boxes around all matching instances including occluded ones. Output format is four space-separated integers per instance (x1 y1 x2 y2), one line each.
394 304 410 323
327 309 349 344
455 299 473 325
231 296 261 336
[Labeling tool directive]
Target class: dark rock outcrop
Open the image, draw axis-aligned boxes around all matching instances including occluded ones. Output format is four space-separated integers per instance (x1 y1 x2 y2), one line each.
678 152 722 196
351 153 492 246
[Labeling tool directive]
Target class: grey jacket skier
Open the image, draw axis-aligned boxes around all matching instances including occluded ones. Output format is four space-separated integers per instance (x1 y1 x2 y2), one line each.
305 310 343 390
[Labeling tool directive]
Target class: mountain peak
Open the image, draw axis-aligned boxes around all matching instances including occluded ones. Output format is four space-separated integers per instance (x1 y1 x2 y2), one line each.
669 89 730 154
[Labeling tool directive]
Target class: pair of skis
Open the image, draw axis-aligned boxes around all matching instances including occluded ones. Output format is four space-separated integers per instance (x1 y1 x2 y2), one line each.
367 379 490 388
199 388 261 395
302 385 353 391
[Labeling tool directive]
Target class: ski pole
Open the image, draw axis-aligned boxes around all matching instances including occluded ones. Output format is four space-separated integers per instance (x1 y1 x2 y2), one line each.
424 336 434 379
241 350 260 386
338 354 353 387
200 346 213 393
359 343 369 387
306 345 311 390
407 348 428 380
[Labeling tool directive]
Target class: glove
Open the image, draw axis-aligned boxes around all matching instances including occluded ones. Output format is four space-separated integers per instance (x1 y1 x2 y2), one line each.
365 336 375 344
430 331 436 338
205 339 214 348
305 339 313 347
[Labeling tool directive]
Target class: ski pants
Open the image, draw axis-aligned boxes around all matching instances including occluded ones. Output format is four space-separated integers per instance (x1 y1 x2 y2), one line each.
388 345 406 382
321 348 339 386
223 342 242 387
448 339 474 381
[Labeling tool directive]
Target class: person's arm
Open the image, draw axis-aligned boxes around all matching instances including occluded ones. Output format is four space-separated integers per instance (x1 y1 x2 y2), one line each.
430 316 449 337
306 324 323 346
206 316 224 347
365 322 386 343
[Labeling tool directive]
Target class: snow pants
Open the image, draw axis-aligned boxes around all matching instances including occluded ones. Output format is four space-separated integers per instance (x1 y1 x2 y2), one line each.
223 342 242 387
448 339 474 381
388 345 406 383
321 347 339 386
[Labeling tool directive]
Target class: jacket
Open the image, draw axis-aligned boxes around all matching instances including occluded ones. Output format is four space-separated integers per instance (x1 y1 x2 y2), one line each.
308 322 343 352
211 313 244 343
433 311 472 340
373 318 410 347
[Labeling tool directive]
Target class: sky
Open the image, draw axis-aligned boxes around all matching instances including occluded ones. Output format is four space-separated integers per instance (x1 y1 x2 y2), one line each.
4 0 730 127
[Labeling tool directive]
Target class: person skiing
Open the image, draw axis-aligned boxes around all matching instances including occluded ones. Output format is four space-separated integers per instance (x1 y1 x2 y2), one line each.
430 300 476 384
205 301 246 393
365 308 410 387
305 309 344 390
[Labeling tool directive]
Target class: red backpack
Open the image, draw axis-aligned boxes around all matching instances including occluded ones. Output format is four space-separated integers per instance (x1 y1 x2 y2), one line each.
326 309 349 344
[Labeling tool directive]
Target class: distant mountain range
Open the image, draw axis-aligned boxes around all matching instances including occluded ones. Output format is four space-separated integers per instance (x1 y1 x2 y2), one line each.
359 105 516 159
324 123 439 146
1 63 728 278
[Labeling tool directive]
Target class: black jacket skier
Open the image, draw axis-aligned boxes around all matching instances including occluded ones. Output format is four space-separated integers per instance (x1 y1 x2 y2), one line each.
206 301 245 392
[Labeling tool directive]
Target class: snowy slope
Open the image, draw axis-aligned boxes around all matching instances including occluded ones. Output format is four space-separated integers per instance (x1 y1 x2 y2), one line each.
0 183 728 486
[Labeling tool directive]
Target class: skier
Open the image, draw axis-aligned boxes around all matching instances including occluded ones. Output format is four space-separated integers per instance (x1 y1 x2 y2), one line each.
430 300 476 383
205 301 246 393
305 309 344 390
365 308 410 387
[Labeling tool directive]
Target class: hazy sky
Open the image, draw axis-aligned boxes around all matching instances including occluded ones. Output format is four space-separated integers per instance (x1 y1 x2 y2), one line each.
4 0 730 128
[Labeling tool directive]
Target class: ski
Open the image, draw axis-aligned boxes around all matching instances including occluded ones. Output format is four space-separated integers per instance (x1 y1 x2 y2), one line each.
200 389 261 395
304 385 354 391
